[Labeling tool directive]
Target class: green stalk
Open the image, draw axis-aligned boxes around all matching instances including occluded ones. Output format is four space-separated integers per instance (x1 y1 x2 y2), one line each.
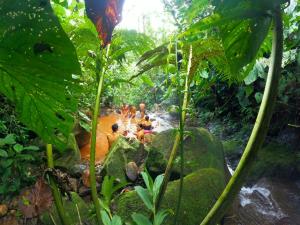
200 7 283 225
47 144 71 225
156 45 193 212
90 45 110 224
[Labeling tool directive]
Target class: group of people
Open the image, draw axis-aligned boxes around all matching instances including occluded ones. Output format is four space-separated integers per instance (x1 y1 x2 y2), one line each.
107 102 154 147
120 102 146 119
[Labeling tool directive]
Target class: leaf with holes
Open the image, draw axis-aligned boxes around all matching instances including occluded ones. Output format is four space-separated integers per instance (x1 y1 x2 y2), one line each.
0 0 81 150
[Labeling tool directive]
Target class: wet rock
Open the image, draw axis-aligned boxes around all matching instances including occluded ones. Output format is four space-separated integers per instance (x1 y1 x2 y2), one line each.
8 210 16 216
103 137 148 182
74 123 91 149
54 134 81 171
125 162 139 181
82 169 90 187
69 163 88 177
0 204 8 217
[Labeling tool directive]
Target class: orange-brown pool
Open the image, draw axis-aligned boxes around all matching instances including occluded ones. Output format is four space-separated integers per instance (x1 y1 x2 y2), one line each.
80 113 139 163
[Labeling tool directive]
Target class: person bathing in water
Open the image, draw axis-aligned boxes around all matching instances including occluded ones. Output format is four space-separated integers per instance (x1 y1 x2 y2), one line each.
139 102 146 119
129 105 136 119
142 115 153 133
135 124 144 143
121 103 129 118
107 123 120 148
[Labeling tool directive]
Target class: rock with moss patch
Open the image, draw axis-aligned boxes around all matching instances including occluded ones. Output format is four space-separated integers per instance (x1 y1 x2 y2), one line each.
146 128 228 177
103 137 148 182
116 168 226 225
54 134 81 171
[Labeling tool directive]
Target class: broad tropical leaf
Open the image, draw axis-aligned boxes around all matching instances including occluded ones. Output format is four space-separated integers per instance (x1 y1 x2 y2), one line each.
134 186 153 211
84 0 125 47
132 213 152 225
0 0 81 150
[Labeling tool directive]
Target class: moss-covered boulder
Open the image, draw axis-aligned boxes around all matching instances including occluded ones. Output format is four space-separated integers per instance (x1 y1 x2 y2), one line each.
103 137 148 182
146 128 227 177
54 134 81 171
115 168 226 225
249 142 300 180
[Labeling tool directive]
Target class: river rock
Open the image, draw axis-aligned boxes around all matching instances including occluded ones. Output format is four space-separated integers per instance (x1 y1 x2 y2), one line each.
116 168 227 225
125 162 139 181
0 204 8 217
146 127 229 179
115 128 231 225
103 137 148 182
54 134 81 171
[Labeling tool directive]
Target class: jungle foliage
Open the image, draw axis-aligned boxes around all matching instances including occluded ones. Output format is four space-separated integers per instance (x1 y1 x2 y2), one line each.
0 0 299 224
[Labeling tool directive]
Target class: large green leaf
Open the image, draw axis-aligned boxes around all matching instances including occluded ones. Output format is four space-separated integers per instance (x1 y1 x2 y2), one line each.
219 16 271 76
0 0 81 150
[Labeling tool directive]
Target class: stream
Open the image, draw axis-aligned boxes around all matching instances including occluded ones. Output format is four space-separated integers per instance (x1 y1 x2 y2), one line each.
79 110 300 225
226 165 300 225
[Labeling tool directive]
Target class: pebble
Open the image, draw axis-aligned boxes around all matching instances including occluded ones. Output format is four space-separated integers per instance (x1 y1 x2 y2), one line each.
0 204 8 217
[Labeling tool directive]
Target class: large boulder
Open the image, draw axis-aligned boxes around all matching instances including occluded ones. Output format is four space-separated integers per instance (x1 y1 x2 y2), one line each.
115 168 226 225
115 128 230 225
103 137 148 182
146 127 229 178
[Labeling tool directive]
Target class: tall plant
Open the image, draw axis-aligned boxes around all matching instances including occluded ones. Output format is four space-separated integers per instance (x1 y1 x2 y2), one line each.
135 0 288 223
83 0 125 223
200 4 284 225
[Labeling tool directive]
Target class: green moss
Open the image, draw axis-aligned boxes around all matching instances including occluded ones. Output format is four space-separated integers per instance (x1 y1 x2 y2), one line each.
146 128 226 176
222 139 243 157
249 142 300 180
116 168 226 225
40 192 96 225
103 137 148 182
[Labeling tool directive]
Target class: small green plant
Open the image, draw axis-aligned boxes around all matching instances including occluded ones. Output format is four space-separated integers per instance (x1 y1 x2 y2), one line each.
0 134 42 198
99 176 128 217
101 210 123 225
131 171 171 225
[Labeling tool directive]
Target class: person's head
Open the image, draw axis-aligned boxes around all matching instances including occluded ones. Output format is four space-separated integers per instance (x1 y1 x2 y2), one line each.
145 115 149 121
112 123 118 132
137 124 143 131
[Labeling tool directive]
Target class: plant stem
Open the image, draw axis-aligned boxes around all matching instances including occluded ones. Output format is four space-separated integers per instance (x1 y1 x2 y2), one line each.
46 144 71 225
156 45 193 212
174 44 192 225
89 45 110 224
200 7 283 225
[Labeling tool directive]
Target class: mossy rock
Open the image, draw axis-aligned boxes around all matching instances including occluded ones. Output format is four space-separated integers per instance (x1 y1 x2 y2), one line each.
103 137 148 182
54 134 81 171
146 128 226 176
249 142 300 180
115 168 226 225
40 192 96 225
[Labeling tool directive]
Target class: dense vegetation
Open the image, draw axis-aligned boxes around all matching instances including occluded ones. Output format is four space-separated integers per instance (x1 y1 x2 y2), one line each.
0 0 299 225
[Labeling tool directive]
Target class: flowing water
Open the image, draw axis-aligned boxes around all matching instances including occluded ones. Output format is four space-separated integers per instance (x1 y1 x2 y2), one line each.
226 165 300 225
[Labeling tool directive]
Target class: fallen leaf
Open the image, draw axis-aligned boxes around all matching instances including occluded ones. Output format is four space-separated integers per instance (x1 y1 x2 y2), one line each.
18 178 53 218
